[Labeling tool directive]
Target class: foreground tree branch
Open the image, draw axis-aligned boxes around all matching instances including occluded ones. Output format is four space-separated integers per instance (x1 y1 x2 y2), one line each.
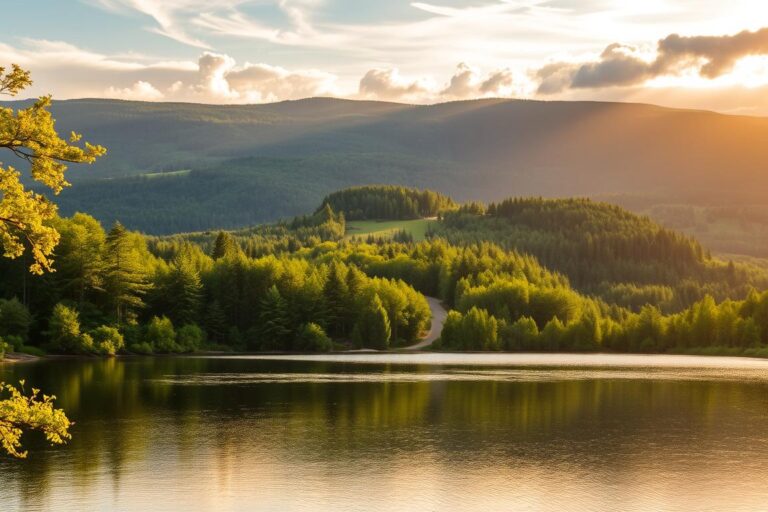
0 381 72 458
0 64 106 273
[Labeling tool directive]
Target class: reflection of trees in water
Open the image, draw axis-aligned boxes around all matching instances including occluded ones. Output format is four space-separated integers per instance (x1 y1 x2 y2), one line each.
2 357 768 504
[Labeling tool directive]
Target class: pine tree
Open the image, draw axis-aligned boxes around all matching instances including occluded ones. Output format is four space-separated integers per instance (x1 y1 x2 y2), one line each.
165 248 203 326
205 301 228 344
259 285 291 350
323 263 349 336
353 294 391 350
368 294 391 350
52 213 106 308
211 231 237 260
104 222 150 326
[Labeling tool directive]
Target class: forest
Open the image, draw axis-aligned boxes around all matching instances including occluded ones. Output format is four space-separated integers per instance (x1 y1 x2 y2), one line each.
2 185 768 357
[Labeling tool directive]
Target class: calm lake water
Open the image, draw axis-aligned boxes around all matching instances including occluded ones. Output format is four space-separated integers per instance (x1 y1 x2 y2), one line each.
3 353 768 512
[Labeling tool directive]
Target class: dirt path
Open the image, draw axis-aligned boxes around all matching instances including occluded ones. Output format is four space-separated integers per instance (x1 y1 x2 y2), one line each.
404 296 447 350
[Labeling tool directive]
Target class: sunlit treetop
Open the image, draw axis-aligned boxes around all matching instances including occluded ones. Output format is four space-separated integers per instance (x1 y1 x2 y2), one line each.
0 64 106 274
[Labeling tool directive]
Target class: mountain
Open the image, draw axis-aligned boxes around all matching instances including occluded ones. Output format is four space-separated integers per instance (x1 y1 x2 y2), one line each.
6 97 768 248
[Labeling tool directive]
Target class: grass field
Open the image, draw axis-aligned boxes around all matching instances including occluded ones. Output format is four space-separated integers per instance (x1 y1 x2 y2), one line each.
345 219 435 242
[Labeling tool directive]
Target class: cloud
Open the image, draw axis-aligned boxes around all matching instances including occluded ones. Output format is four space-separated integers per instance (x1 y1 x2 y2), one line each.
536 27 768 93
358 63 518 102
358 68 433 101
91 0 220 48
655 28 768 78
195 52 238 99
226 63 337 102
441 63 516 98
105 81 165 101
184 52 338 102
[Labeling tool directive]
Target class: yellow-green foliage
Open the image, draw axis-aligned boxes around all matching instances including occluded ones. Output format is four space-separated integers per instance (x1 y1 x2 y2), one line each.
0 64 106 274
0 380 71 458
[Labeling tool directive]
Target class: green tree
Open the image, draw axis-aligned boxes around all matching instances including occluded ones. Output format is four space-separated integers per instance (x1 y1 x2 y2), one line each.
146 316 179 353
323 263 349 336
0 297 32 342
0 65 105 274
51 213 106 307
177 324 205 352
295 322 332 352
502 316 539 350
205 301 228 344
89 325 124 356
258 285 291 350
353 294 391 350
163 248 203 325
104 222 150 325
47 303 93 354
462 307 498 350
211 231 238 260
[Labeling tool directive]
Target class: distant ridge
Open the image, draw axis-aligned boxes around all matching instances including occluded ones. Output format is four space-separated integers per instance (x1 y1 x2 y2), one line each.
4 96 768 235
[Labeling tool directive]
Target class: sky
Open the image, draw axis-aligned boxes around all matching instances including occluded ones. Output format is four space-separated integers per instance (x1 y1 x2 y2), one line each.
3 0 768 114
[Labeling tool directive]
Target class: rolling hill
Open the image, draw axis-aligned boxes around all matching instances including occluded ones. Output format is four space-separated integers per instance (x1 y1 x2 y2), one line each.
6 97 768 251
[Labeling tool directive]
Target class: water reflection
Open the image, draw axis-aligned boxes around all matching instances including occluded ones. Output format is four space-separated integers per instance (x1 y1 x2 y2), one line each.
2 355 768 511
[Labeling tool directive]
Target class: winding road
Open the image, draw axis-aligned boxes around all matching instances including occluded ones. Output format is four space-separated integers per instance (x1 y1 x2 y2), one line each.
404 296 448 350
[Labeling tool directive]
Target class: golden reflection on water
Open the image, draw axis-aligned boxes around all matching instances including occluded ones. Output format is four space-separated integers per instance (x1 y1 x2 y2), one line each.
2 355 768 511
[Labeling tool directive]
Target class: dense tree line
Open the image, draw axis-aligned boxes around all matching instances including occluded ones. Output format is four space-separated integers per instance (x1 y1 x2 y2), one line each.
0 209 430 355
318 185 456 220
3 186 768 358
437 198 768 312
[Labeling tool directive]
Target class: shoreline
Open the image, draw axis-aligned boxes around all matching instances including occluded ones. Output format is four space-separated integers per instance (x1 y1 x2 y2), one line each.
5 349 768 364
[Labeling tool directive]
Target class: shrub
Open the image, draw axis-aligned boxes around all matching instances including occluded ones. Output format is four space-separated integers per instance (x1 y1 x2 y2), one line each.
3 335 23 351
145 316 180 353
295 323 332 352
47 303 94 354
129 342 153 355
177 324 204 352
18 345 46 357
90 326 125 356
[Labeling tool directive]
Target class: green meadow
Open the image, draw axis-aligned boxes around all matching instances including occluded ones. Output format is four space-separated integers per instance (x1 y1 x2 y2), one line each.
345 218 435 241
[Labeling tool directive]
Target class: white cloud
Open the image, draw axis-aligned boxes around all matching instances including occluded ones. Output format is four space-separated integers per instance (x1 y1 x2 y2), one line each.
358 64 521 102
358 68 434 102
105 80 165 101
441 63 517 98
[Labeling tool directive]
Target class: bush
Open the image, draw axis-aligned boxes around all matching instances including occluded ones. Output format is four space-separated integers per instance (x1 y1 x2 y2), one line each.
295 323 332 352
0 338 7 360
129 342 153 355
47 303 94 354
18 345 46 357
177 324 204 352
145 316 180 353
3 335 23 351
90 326 125 356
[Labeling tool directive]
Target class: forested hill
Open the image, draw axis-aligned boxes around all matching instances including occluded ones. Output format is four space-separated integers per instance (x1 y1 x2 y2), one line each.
5 97 768 237
3 185 768 357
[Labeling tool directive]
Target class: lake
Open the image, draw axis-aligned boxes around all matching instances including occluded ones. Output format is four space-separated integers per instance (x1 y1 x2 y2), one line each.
3 353 768 512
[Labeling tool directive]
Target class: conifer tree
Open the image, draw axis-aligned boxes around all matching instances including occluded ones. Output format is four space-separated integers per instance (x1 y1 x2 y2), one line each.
353 294 391 350
205 300 228 344
323 263 349 336
259 285 291 349
52 213 106 308
104 222 149 326
211 231 237 260
164 248 203 326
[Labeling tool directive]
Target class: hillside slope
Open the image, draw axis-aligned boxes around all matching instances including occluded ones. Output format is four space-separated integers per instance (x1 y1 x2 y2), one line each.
7 97 768 239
